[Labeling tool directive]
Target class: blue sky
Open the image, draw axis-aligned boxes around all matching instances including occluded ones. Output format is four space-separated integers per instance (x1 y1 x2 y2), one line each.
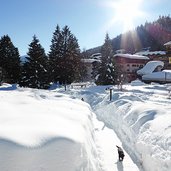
0 0 170 55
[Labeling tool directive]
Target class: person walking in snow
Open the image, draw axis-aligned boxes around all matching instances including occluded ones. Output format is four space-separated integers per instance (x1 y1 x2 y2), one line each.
116 145 125 161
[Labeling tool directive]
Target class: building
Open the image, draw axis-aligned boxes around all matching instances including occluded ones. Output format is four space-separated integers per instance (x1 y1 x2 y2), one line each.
81 53 101 81
164 41 171 54
135 41 171 70
113 54 149 82
115 49 126 54
135 50 171 69
163 41 171 69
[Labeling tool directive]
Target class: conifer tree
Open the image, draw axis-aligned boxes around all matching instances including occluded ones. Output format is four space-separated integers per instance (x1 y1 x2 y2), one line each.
0 35 21 83
19 35 50 89
60 25 81 83
49 25 82 84
49 25 62 83
96 33 118 85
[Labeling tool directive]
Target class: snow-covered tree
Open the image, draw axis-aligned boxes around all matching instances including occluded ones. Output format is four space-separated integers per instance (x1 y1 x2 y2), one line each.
19 35 50 89
95 33 118 85
91 61 101 80
0 35 21 83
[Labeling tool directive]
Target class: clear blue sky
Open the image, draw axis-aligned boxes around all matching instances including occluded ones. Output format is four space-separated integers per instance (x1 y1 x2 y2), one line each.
0 0 170 55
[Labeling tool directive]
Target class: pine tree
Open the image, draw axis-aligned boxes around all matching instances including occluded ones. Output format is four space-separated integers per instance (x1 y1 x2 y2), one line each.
49 25 62 83
61 25 82 83
96 33 118 85
49 25 82 84
91 61 101 80
0 35 21 83
19 35 50 89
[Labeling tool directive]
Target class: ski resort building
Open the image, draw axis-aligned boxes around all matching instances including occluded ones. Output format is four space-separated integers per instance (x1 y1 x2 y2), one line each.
135 50 171 69
113 54 149 82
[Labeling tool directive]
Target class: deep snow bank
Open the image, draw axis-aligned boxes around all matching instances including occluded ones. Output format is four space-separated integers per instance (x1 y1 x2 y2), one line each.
94 85 171 171
0 85 102 171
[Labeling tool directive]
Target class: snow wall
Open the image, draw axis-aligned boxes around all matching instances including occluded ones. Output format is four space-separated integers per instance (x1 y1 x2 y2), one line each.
94 87 171 171
0 86 103 171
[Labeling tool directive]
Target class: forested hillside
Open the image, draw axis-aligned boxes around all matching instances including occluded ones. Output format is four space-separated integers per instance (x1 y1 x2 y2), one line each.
87 15 171 55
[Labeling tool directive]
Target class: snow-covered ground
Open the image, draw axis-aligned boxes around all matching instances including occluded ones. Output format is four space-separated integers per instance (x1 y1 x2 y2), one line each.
0 81 171 171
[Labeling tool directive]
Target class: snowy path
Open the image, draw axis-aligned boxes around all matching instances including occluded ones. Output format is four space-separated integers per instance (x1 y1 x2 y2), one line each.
59 86 144 171
93 116 140 171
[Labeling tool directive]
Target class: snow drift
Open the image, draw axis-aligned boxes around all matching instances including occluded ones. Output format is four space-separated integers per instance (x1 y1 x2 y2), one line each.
93 85 171 171
62 83 171 171
0 84 102 171
1 82 171 171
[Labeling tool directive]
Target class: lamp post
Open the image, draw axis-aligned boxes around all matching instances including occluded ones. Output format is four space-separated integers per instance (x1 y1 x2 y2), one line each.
165 71 167 84
0 67 2 85
110 88 112 101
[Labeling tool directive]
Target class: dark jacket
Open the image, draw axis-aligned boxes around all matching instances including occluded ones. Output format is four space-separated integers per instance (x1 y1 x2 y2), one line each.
116 145 125 160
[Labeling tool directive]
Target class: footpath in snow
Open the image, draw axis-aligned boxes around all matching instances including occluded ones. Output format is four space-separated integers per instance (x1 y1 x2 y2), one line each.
59 84 144 171
60 81 171 171
93 116 141 171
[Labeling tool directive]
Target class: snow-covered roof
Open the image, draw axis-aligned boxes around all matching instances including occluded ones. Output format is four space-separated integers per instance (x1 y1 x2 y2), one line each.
137 60 164 76
82 58 101 63
164 41 171 46
135 51 166 56
90 53 102 59
114 53 149 60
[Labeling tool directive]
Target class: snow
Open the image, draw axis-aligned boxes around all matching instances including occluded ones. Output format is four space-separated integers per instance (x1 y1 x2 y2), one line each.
137 60 164 76
135 51 166 56
114 53 149 60
0 82 171 171
137 61 171 82
142 70 171 82
131 79 146 86
164 41 171 46
0 84 101 171
82 58 101 63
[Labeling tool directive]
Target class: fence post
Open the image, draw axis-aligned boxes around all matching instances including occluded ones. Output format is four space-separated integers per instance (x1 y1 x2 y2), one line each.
110 88 112 101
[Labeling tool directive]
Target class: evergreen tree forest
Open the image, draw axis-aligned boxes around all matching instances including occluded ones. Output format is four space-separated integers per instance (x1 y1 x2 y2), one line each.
87 15 171 55
1 15 171 88
0 25 86 89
